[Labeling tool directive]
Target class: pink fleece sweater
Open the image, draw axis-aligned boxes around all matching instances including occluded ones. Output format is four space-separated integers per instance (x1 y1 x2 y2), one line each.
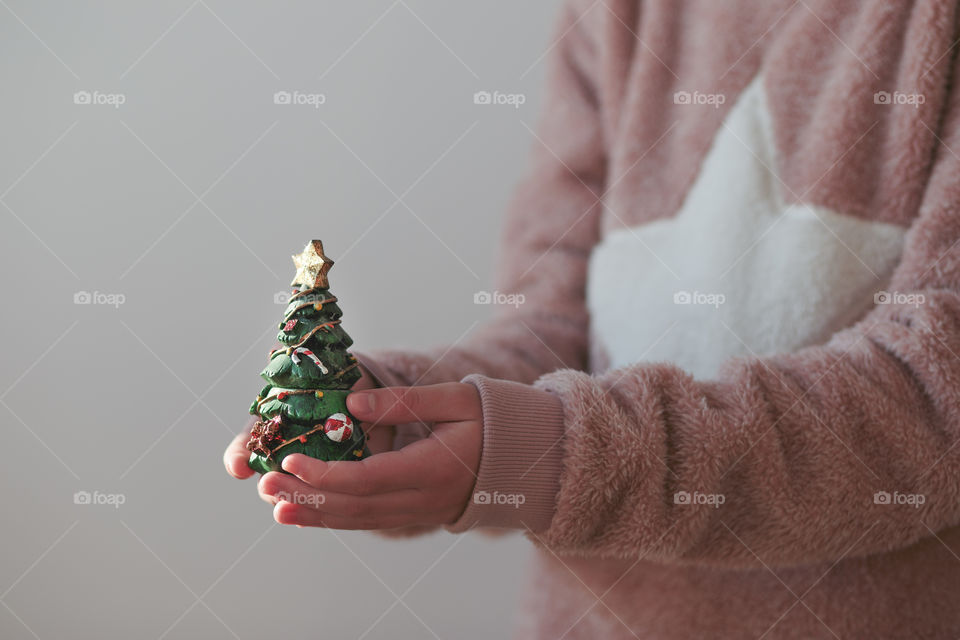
356 1 960 637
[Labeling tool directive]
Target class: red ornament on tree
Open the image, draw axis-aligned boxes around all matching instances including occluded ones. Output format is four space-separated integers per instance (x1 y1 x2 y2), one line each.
323 413 353 443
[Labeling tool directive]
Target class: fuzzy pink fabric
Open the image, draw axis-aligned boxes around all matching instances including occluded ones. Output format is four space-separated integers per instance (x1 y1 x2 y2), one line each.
356 0 960 636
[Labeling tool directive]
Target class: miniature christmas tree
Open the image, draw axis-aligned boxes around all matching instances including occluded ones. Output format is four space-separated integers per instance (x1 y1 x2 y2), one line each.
246 240 368 473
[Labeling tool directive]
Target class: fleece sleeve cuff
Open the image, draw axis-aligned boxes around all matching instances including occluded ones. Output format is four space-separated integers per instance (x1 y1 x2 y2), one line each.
445 374 567 534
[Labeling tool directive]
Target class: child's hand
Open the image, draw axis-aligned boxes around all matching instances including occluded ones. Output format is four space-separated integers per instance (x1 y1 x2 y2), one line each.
222 364 383 479
257 383 482 529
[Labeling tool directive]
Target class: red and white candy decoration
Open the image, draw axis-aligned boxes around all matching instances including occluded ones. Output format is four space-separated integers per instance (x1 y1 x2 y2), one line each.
323 413 353 443
290 347 329 374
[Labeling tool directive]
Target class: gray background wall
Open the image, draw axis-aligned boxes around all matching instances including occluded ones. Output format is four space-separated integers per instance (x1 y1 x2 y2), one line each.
0 2 558 637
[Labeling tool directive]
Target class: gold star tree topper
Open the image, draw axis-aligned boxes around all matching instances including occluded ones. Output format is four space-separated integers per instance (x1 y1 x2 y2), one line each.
290 240 335 289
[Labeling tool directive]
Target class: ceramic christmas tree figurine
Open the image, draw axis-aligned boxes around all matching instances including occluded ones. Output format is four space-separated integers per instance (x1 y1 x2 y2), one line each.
246 240 369 473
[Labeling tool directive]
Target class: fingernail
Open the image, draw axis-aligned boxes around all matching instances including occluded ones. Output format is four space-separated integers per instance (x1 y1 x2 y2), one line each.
348 392 374 414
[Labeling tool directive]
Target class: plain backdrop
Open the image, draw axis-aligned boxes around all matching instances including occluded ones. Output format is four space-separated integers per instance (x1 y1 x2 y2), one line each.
0 1 560 638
